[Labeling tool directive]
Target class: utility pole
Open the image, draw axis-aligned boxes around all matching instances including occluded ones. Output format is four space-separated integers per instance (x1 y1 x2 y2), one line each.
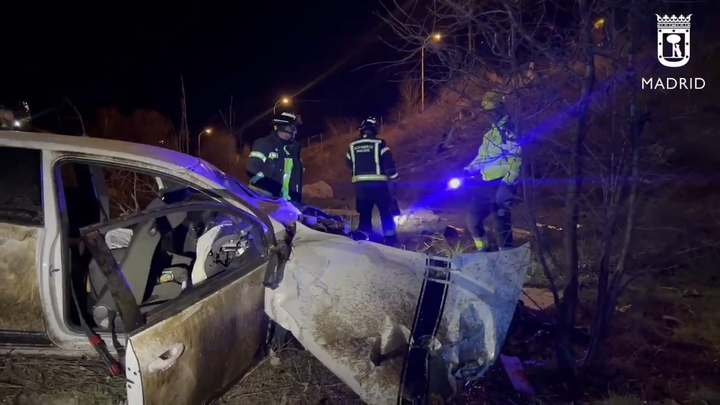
421 33 442 112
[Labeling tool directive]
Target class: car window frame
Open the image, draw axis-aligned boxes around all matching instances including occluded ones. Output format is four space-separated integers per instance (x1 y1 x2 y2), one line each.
52 155 277 240
51 155 279 333
79 200 272 334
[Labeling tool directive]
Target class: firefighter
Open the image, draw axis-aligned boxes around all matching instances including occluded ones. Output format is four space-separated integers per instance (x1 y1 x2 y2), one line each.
346 116 399 245
246 111 304 203
464 91 522 251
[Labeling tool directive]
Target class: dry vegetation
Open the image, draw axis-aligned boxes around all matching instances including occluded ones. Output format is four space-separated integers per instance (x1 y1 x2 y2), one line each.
0 355 126 404
219 342 360 404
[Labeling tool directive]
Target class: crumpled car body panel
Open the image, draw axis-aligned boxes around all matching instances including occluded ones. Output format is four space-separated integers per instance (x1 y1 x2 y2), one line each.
265 223 531 403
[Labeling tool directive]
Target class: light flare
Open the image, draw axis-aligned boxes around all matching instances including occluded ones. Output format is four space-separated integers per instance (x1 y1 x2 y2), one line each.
448 178 462 189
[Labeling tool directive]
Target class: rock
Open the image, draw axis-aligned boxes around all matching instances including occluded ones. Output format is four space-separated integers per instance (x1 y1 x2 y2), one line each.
303 181 334 199
521 288 555 311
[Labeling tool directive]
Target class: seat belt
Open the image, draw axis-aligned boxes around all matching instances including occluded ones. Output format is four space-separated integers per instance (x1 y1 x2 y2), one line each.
108 310 126 358
71 274 123 377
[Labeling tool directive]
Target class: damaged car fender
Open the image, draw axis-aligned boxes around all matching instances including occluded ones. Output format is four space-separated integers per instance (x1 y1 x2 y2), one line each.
264 223 531 403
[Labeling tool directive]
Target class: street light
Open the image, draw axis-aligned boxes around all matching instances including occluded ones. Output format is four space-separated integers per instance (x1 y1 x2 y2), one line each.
421 33 442 113
273 97 291 114
197 128 212 157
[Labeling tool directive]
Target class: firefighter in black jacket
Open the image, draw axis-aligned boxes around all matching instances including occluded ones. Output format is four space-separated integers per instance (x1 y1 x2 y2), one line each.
346 116 399 245
246 111 304 203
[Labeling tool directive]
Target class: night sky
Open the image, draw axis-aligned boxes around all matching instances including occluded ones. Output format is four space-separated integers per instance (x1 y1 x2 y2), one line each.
2 0 405 141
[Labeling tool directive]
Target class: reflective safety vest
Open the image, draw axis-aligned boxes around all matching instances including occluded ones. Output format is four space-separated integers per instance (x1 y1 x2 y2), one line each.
465 116 522 184
246 133 304 202
346 136 399 183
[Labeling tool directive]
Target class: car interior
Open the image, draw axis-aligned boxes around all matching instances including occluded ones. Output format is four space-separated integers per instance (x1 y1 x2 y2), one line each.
58 161 265 332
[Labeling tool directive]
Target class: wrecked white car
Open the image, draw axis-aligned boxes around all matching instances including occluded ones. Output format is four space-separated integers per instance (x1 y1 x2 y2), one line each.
0 131 531 404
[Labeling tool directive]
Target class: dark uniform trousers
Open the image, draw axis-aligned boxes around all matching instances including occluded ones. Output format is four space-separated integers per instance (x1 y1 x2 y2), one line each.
355 181 397 239
466 178 514 249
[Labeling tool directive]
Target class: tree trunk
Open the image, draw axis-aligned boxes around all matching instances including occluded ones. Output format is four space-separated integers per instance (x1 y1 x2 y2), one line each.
584 0 644 369
583 166 629 368
557 0 596 378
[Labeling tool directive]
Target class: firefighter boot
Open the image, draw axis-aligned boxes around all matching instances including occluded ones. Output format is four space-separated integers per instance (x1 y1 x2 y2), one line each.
384 233 399 247
473 236 490 252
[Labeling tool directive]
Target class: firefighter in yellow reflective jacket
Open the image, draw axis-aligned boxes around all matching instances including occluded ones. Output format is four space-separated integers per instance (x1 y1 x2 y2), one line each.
246 111 304 203
464 91 522 251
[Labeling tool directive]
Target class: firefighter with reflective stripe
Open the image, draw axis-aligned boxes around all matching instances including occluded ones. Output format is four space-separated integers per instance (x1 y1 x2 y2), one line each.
464 91 522 251
346 116 399 245
246 111 304 202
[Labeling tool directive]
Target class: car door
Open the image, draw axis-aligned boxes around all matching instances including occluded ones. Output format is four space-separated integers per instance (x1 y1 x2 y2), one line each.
79 201 279 404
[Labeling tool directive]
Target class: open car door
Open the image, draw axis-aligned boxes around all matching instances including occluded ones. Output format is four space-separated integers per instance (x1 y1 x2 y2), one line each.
80 201 278 404
265 223 532 403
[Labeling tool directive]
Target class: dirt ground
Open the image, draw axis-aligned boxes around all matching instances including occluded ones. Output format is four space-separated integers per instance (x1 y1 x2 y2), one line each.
218 343 360 404
0 355 126 404
2 272 718 404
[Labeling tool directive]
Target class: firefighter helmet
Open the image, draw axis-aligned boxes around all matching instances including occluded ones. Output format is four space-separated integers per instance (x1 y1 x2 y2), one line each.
481 91 505 110
358 116 378 137
272 111 301 134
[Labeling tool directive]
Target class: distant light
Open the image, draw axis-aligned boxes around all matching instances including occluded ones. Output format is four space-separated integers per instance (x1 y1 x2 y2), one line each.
594 18 605 30
12 120 21 128
432 33 442 41
281 98 290 104
205 128 212 134
448 178 462 189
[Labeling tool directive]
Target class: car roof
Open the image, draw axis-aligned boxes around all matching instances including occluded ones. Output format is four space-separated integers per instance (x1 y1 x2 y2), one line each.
0 130 202 170
0 131 301 233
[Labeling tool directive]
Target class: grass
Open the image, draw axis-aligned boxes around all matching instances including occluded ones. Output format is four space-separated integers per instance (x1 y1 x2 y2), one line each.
0 343 357 405
0 354 126 404
514 263 717 404
218 341 359 404
597 271 720 403
414 232 476 255
591 393 645 405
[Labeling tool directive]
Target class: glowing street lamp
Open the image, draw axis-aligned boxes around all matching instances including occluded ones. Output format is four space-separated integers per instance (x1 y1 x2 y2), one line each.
422 33 442 112
274 97 291 114
197 128 212 157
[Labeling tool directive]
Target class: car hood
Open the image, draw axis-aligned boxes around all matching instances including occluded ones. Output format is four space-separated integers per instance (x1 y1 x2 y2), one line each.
265 223 531 403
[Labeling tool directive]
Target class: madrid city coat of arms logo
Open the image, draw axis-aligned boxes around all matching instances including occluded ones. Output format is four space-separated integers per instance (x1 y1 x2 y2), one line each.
656 14 692 68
